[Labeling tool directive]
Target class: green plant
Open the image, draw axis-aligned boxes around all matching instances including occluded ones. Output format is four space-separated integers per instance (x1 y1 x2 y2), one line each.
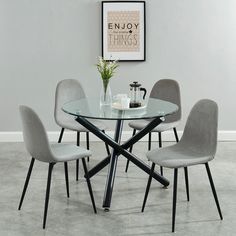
96 57 118 94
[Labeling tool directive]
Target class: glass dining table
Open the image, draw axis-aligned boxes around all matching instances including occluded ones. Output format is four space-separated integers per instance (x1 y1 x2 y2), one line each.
62 98 178 211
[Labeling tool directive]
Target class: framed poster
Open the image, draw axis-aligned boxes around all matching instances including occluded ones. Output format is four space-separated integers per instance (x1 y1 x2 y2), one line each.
102 1 146 61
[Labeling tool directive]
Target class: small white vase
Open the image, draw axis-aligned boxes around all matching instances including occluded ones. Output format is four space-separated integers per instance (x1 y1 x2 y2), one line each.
100 82 112 106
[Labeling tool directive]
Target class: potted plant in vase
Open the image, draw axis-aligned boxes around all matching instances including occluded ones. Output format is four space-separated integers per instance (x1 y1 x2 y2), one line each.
96 57 118 106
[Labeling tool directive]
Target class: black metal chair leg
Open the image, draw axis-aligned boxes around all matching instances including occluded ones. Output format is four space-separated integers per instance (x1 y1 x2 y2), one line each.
205 163 223 220
148 132 152 151
172 168 178 233
58 128 70 198
125 129 136 173
76 132 80 181
86 132 90 162
102 130 111 156
58 128 64 143
173 127 179 142
43 163 54 229
64 162 69 198
160 167 163 176
141 163 155 212
18 158 35 210
81 158 97 213
158 132 164 176
125 160 130 173
158 132 162 148
76 160 79 181
184 167 189 201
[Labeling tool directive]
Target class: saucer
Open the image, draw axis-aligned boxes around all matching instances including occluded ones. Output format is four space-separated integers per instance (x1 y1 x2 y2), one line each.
112 103 146 111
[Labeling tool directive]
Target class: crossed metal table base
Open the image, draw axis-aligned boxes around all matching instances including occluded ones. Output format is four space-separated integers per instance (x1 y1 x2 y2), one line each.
76 116 170 210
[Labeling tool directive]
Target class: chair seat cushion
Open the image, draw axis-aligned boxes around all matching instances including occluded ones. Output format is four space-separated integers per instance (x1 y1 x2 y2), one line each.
146 144 213 168
58 117 107 132
129 120 180 132
51 143 92 162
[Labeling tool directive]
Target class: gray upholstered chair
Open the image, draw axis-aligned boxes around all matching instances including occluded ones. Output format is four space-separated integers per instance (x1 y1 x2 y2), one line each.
18 106 97 229
125 79 181 175
141 99 223 232
54 79 110 181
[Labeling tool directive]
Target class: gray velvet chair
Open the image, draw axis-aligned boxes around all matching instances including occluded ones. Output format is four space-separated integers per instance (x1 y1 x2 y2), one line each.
125 79 181 175
141 99 223 232
54 79 110 181
18 106 97 229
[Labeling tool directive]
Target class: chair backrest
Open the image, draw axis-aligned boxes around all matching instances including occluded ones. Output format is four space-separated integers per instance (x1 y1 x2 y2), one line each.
19 105 54 163
54 79 86 127
181 99 218 158
150 79 181 123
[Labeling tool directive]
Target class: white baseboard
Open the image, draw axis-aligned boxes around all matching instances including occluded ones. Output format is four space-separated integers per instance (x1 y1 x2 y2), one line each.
0 130 236 142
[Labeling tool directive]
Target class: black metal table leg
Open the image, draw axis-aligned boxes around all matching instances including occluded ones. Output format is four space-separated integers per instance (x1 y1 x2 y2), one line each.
125 129 136 173
77 116 169 184
75 116 170 209
103 120 123 209
85 155 111 179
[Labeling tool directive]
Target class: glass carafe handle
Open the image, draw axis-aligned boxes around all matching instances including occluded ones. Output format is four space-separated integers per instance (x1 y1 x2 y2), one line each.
140 88 147 99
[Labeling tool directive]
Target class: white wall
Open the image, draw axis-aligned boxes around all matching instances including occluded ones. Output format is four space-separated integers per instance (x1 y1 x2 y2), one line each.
0 0 236 134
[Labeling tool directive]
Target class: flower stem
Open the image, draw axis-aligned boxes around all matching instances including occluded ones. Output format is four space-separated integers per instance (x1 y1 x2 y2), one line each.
103 79 109 101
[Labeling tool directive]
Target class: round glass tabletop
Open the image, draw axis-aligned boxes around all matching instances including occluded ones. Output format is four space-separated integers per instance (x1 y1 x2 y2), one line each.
62 98 178 120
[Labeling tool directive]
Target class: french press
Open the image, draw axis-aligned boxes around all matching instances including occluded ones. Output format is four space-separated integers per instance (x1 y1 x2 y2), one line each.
129 81 147 108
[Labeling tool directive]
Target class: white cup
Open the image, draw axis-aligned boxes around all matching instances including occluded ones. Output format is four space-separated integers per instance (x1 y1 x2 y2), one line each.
113 94 130 109
113 94 128 101
120 97 130 109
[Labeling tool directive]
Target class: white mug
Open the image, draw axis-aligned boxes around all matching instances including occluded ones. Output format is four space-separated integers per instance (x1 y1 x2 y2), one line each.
120 97 131 109
113 94 128 101
113 94 130 109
